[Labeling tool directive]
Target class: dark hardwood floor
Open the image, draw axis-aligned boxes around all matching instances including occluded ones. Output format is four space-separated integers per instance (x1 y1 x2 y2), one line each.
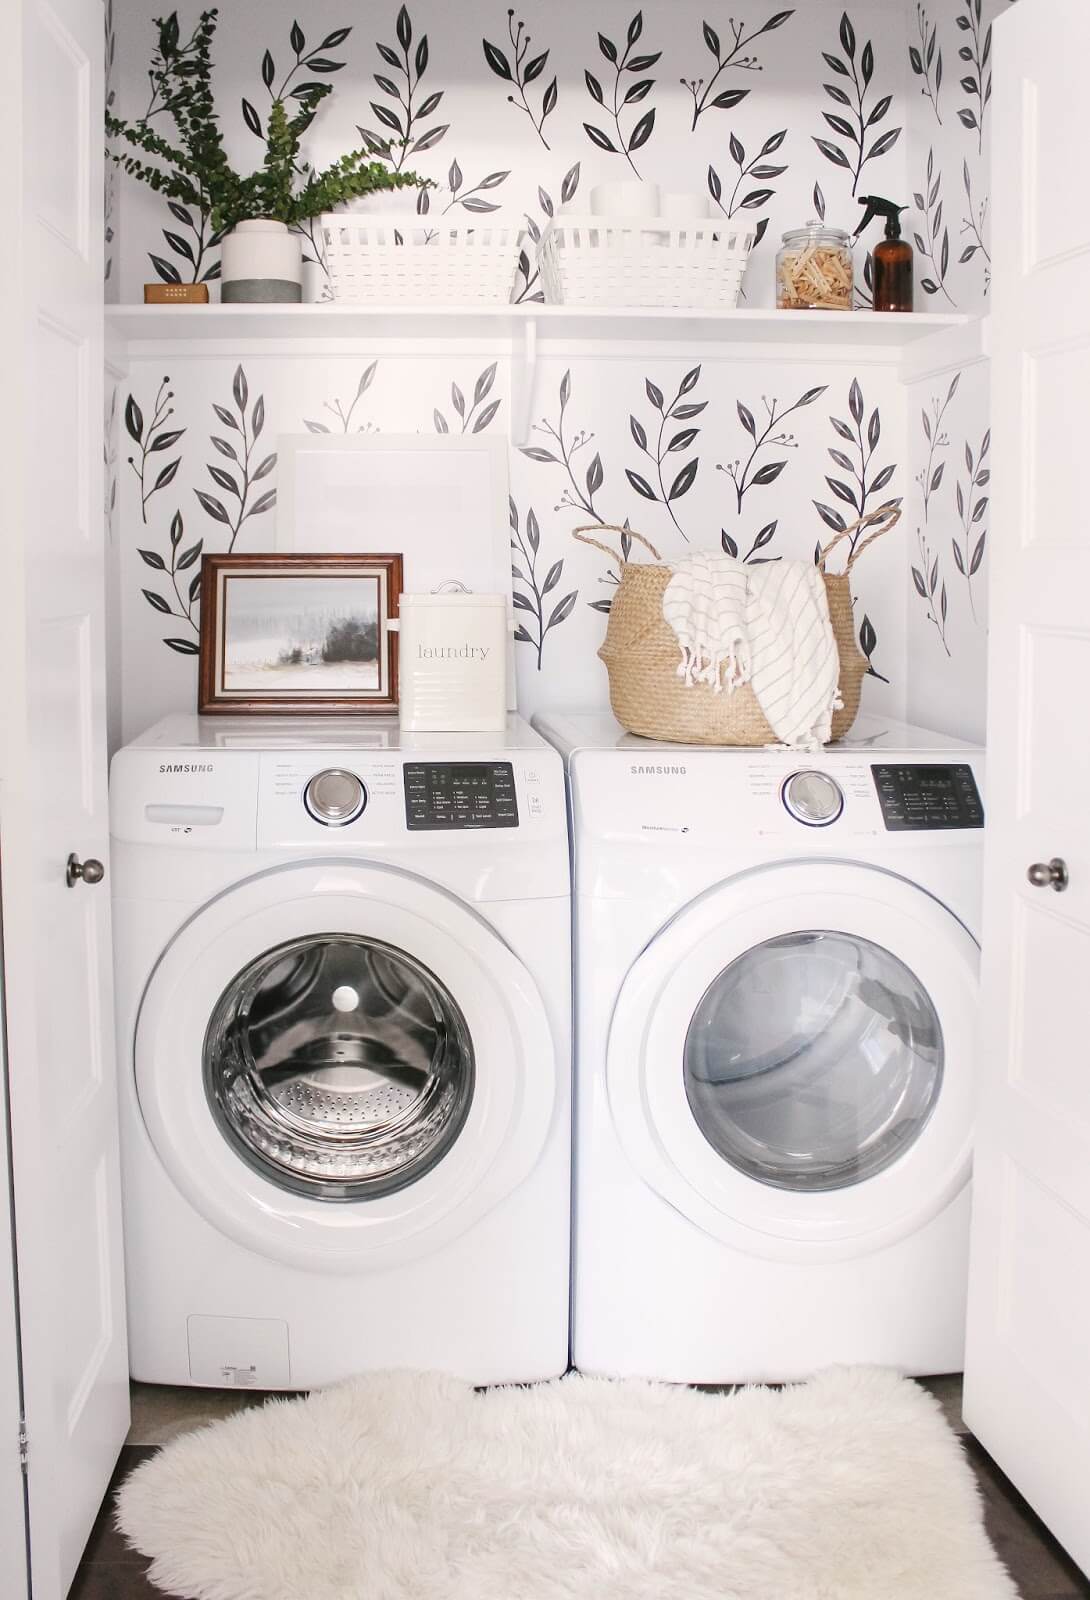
67 1422 1090 1599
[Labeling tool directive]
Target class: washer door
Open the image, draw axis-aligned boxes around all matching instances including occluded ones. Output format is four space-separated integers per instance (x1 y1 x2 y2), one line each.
607 862 978 1262
136 861 557 1272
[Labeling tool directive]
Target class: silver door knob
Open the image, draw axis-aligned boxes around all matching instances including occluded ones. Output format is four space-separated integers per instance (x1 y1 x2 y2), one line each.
1026 857 1068 892
66 853 104 888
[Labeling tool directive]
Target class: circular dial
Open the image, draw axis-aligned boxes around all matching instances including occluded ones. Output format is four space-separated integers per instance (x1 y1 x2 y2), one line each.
781 769 844 827
303 768 367 827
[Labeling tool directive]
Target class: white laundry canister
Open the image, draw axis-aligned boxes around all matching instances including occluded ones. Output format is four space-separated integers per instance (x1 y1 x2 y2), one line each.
396 593 509 732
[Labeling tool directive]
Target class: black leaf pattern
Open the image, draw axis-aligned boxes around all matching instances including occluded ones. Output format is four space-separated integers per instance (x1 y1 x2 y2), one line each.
719 384 826 514
955 0 991 155
813 11 901 195
626 367 704 539
954 426 989 622
684 8 794 129
915 371 959 523
912 526 950 655
959 158 991 294
359 4 444 170
432 158 510 215
433 364 501 435
909 3 943 126
707 127 788 259
912 147 956 306
483 13 557 149
583 12 660 176
514 163 581 303
814 377 900 553
522 369 611 526
136 507 203 653
125 376 185 525
857 612 888 681
510 499 578 669
196 366 275 552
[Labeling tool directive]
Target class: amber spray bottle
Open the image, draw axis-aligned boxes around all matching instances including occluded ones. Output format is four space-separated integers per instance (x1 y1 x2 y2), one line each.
855 196 913 312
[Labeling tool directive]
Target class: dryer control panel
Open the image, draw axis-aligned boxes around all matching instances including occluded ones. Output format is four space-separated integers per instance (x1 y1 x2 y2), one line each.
871 763 984 831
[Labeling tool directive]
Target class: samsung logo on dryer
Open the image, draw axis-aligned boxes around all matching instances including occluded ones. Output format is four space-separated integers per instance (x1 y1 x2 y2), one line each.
159 762 214 774
629 763 687 775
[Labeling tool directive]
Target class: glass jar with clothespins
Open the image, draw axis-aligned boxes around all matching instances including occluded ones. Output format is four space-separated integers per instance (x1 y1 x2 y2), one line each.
776 222 854 311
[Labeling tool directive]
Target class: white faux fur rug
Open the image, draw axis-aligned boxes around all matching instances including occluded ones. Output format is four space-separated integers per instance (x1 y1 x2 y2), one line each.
117 1367 1016 1600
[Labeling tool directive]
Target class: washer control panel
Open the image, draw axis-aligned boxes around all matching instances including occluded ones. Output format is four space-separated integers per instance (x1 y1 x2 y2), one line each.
781 769 845 827
303 768 368 826
871 763 984 830
404 762 519 831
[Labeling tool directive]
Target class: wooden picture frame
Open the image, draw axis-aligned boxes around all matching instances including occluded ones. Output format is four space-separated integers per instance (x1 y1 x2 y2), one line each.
197 553 402 715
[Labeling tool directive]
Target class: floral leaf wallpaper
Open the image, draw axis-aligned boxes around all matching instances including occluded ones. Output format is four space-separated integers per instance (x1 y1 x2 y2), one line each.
720 385 827 517
359 5 446 169
125 376 184 524
582 11 661 176
813 11 901 198
109 0 1010 745
625 366 705 540
683 9 794 131
909 4 943 127
303 362 379 433
196 367 277 552
510 497 578 667
483 14 558 149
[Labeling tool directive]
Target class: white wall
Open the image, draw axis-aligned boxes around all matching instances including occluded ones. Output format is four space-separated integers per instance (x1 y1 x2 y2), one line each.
106 0 1005 744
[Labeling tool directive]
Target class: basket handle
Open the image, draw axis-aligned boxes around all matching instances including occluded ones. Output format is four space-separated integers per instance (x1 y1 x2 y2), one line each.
818 504 902 575
572 523 664 563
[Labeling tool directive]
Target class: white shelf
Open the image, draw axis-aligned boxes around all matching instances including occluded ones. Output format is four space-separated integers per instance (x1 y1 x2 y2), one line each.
104 303 984 444
107 301 973 349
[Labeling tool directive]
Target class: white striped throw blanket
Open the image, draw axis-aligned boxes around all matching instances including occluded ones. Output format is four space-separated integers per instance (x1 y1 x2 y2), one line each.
662 552 841 750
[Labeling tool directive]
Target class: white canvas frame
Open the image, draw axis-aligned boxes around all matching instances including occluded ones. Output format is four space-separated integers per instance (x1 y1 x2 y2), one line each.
275 433 516 710
275 433 511 597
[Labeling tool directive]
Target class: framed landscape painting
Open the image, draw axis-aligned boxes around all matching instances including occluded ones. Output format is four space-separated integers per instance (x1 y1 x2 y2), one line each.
197 553 402 714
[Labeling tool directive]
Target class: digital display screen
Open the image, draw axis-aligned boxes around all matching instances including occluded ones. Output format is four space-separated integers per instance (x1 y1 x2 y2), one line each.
871 763 983 831
404 762 519 831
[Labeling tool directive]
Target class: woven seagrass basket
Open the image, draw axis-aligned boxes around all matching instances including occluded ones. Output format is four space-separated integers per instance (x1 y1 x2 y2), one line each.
575 506 900 746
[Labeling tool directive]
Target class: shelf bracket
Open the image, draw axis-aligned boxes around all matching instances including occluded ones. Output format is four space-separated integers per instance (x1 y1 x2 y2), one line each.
511 315 538 447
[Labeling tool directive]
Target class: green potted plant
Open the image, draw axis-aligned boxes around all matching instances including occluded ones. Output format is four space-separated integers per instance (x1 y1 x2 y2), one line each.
107 9 424 302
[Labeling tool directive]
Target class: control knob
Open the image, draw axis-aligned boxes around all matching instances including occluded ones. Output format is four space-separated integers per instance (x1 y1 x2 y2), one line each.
304 768 367 827
781 770 844 826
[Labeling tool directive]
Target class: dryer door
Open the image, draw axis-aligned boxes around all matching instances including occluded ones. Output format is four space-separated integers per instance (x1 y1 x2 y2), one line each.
607 861 978 1262
136 860 558 1271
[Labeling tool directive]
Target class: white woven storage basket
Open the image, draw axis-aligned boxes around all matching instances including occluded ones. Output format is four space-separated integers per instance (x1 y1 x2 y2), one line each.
318 217 524 305
539 215 753 309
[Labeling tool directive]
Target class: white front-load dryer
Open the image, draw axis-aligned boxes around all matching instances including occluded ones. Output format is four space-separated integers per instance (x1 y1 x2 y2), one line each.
535 711 984 1384
110 715 571 1389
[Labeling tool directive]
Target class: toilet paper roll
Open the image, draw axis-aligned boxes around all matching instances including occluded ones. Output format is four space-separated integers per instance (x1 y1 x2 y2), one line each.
590 180 661 218
660 192 711 221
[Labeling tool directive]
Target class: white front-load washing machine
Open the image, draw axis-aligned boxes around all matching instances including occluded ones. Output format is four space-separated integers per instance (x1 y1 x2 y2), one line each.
535 711 984 1384
110 715 571 1389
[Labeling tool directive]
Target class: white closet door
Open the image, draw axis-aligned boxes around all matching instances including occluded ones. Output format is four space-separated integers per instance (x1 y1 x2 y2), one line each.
0 986 28 1600
963 0 1090 1575
0 0 129 1593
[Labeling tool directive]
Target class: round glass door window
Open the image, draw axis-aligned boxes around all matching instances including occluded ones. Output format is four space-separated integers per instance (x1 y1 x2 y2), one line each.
203 935 474 1201
683 932 943 1192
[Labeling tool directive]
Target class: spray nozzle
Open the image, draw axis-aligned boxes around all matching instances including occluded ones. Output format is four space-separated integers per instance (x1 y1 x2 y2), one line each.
855 196 907 240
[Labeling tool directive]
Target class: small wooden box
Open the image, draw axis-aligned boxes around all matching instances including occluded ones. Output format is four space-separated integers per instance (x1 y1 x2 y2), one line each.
143 283 210 305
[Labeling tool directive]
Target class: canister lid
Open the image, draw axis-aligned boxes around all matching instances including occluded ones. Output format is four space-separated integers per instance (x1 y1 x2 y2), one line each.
399 592 508 608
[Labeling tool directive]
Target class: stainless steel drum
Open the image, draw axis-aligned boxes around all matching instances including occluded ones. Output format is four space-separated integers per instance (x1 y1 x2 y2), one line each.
203 934 474 1200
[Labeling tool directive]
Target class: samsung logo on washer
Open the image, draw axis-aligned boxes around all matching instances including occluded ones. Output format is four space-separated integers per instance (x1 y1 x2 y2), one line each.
159 763 214 774
630 764 687 775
